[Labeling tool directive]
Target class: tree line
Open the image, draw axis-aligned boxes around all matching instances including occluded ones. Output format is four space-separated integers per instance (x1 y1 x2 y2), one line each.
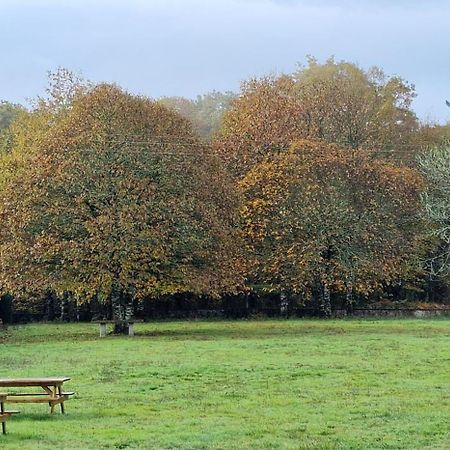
0 59 449 329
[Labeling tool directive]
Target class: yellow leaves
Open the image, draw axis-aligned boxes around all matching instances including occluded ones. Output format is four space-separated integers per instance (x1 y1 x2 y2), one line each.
215 59 419 183
238 137 424 295
0 82 245 304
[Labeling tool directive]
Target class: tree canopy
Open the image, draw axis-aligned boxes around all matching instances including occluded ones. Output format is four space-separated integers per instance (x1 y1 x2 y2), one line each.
292 57 418 153
418 144 450 280
0 58 448 323
215 58 419 178
239 139 424 311
0 82 243 322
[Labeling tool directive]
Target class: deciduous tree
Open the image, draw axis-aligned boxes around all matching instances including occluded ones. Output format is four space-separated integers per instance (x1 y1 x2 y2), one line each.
0 101 24 131
239 139 424 314
418 144 450 280
215 75 305 177
215 58 419 178
0 83 243 331
293 57 418 154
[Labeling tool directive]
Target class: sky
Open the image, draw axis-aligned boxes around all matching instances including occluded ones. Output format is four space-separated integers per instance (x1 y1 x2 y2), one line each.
1 0 449 123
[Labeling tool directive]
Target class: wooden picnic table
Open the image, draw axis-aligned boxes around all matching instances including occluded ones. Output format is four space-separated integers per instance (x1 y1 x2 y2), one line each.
0 377 74 414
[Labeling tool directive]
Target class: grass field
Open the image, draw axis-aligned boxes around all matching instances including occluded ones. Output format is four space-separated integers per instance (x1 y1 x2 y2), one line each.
0 319 450 449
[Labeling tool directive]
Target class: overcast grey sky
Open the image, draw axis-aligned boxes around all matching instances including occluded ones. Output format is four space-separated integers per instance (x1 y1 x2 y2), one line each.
1 0 449 123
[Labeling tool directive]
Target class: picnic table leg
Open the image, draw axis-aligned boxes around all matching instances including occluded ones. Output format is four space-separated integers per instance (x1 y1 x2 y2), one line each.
1 400 5 435
58 386 65 414
49 386 57 414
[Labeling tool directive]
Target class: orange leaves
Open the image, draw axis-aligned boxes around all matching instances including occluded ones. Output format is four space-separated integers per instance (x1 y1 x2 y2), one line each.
215 59 419 182
239 139 424 296
214 76 306 178
0 82 245 305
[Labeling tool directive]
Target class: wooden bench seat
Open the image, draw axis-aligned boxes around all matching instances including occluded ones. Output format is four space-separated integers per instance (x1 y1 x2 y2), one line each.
7 391 75 397
7 397 66 403
6 391 75 408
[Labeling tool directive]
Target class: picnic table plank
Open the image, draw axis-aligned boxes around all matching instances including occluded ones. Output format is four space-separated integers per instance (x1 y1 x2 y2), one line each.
0 377 70 387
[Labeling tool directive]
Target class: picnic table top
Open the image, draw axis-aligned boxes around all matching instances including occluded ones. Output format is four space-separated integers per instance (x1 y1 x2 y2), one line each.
0 378 70 387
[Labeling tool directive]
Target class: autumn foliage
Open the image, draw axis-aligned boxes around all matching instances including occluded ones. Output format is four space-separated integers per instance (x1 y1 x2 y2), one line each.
0 83 243 321
0 59 446 322
215 75 306 177
215 58 419 179
239 139 424 305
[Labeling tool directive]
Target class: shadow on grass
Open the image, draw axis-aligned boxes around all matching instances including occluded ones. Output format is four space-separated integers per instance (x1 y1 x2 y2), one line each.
136 322 448 341
3 318 449 345
2 322 349 344
11 411 101 422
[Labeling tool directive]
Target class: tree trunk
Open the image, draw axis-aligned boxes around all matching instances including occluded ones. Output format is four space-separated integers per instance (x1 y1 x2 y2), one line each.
60 292 68 321
345 280 354 314
280 292 289 317
111 280 134 334
113 321 128 334
320 283 332 318
45 292 56 321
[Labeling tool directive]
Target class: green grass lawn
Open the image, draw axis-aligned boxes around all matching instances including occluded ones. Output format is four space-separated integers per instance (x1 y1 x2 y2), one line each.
1 319 450 449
